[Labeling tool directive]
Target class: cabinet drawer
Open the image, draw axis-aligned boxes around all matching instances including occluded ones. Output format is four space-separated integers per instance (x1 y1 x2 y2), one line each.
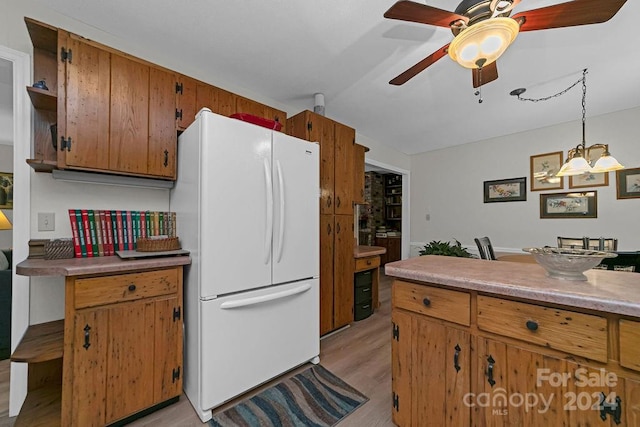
75 268 178 309
620 319 640 372
477 296 607 362
355 256 380 272
392 280 470 326
355 283 372 304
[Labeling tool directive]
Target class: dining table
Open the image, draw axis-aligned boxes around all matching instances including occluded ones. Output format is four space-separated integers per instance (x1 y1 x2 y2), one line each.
495 253 537 264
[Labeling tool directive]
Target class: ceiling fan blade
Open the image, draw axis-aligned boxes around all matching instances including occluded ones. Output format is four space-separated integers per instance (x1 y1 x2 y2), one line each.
512 0 627 32
472 62 499 88
389 44 450 85
384 0 468 27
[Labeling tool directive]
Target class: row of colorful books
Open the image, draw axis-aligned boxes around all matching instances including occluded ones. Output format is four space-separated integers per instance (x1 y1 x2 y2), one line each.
67 209 177 257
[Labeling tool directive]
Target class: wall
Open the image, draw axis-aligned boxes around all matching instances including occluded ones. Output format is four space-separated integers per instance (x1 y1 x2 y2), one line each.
410 106 640 253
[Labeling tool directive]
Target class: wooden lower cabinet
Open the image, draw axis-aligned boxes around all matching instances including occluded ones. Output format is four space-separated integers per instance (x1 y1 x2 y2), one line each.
12 261 185 427
319 214 354 335
392 310 471 426
391 280 640 426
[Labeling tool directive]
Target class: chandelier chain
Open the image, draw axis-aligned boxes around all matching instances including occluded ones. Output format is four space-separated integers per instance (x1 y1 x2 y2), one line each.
514 69 588 103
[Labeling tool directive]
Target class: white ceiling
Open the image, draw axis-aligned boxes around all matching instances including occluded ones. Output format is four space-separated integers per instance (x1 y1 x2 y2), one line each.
30 0 640 155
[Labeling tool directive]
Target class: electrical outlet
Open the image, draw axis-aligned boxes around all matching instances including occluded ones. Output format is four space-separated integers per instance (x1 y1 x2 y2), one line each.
38 212 55 231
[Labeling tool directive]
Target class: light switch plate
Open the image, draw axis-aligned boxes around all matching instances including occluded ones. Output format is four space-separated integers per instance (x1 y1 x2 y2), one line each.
38 212 55 231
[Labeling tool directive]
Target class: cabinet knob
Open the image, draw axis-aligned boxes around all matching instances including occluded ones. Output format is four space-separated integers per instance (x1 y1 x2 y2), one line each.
525 320 539 331
128 284 136 292
366 259 372 265
422 298 431 307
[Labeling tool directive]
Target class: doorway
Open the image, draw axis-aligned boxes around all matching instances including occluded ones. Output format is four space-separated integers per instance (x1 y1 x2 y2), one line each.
361 159 409 261
0 43 32 417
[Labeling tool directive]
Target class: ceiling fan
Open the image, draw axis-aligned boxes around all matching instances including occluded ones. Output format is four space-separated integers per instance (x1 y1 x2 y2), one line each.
384 0 627 87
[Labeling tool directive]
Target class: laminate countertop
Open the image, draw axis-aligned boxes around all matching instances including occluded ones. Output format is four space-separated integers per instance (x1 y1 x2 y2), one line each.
16 254 191 277
385 255 640 317
354 245 386 258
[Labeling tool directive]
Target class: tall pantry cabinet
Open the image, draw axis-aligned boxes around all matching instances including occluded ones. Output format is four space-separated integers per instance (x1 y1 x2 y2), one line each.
287 111 356 335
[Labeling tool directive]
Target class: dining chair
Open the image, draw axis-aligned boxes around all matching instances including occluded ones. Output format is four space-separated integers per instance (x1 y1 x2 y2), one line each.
557 236 587 249
584 237 618 251
474 237 496 260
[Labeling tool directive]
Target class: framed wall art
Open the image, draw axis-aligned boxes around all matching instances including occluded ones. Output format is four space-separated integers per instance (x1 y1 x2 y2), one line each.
540 191 597 219
569 146 609 189
483 177 527 203
530 151 564 191
616 167 640 199
0 172 13 209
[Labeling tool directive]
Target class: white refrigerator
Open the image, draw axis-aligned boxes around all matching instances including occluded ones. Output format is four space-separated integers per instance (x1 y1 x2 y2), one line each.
170 109 320 422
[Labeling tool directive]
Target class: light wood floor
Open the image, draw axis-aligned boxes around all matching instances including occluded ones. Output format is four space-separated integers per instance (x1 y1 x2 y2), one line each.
0 273 394 427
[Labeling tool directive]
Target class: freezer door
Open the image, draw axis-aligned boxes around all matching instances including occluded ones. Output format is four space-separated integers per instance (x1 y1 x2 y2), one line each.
199 279 320 412
272 133 319 285
199 114 274 297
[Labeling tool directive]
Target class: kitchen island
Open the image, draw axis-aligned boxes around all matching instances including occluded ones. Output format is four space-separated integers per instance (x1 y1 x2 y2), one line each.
386 255 640 426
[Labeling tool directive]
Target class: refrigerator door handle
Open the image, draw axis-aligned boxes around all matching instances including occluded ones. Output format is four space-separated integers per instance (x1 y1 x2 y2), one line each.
263 158 274 265
275 160 285 263
219 283 312 309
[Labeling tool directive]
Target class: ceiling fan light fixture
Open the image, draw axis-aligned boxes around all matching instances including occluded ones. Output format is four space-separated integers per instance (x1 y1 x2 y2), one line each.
448 17 519 69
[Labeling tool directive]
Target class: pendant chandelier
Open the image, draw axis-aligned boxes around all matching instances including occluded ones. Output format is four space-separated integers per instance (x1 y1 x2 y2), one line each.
511 69 624 177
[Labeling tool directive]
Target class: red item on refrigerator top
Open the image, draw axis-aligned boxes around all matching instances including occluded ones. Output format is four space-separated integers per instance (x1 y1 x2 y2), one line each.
230 113 283 131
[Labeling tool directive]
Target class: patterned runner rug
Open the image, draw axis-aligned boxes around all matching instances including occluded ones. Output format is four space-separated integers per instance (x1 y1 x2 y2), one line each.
209 364 369 427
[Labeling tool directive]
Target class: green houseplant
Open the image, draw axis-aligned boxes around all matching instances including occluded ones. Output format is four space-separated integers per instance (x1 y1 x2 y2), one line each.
419 239 474 258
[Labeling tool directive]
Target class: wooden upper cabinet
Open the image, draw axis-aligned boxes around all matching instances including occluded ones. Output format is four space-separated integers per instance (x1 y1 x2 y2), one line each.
333 121 355 215
235 95 287 132
148 68 177 179
196 83 236 117
353 143 367 205
59 33 111 171
176 75 197 130
109 55 150 175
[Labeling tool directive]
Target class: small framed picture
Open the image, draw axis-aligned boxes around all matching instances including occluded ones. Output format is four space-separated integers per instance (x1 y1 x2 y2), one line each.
483 177 527 203
530 152 564 191
616 167 640 199
540 191 597 219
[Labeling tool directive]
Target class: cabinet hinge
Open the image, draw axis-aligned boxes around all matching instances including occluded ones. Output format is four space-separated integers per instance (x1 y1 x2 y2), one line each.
175 82 183 94
392 392 399 411
175 109 183 120
61 47 72 63
172 366 181 383
307 121 312 131
173 306 181 322
392 322 399 341
60 136 72 152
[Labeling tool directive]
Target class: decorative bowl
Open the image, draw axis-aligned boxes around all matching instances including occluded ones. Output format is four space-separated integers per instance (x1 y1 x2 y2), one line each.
522 247 617 281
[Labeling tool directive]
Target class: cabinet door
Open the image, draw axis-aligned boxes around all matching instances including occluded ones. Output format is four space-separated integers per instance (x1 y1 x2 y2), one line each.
475 338 571 426
333 214 354 329
319 214 334 335
109 54 149 175
148 67 177 178
62 34 111 170
625 378 640 426
176 75 197 130
195 83 236 117
315 115 336 215
333 122 355 215
353 143 366 205
375 237 389 265
392 310 412 427
70 297 182 425
412 318 471 426
67 308 109 426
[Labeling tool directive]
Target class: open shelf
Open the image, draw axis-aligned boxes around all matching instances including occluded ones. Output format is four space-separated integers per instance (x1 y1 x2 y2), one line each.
14 384 61 427
27 86 57 111
26 159 58 173
11 319 64 363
